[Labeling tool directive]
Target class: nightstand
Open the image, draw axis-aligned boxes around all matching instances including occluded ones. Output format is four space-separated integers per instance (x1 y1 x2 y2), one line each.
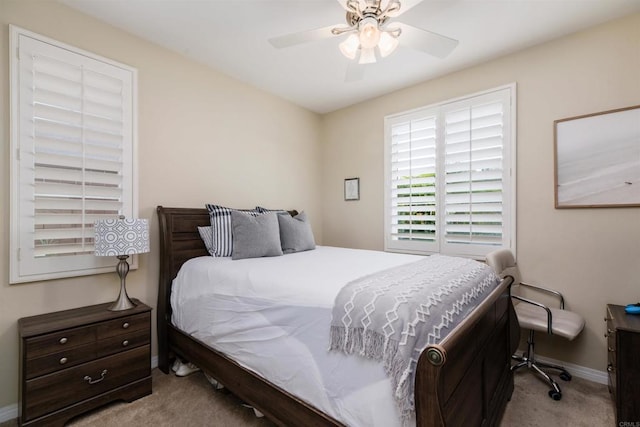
605 304 640 425
18 300 152 426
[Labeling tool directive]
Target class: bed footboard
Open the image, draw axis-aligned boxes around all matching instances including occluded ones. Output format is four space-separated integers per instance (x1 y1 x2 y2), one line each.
156 206 517 426
415 276 517 426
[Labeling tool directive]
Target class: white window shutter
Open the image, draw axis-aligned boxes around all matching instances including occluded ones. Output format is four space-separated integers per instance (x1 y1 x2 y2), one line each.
441 92 510 256
387 112 439 253
385 86 515 258
10 27 137 283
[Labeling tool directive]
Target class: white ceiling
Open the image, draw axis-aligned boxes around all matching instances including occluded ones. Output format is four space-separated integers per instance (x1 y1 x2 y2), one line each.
60 0 640 114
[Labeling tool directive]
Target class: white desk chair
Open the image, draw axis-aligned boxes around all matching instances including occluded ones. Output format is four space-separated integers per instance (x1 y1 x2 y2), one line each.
486 249 585 400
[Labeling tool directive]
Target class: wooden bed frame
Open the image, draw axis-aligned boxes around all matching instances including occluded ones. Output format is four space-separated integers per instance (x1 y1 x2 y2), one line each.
156 206 519 426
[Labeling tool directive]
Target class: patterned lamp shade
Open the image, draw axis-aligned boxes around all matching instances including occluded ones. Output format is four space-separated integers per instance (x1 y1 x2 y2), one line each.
94 217 150 256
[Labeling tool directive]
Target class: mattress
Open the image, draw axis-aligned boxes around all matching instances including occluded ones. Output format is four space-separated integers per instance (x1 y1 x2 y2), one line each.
170 246 499 426
171 246 421 427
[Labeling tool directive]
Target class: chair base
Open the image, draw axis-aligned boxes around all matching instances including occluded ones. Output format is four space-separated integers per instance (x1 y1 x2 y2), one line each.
511 330 572 401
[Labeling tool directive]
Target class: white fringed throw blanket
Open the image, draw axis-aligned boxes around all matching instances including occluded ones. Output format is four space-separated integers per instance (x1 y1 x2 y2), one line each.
329 254 500 421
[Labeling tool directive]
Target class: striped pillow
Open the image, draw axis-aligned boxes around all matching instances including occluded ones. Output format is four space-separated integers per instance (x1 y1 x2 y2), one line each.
205 204 261 257
197 226 215 256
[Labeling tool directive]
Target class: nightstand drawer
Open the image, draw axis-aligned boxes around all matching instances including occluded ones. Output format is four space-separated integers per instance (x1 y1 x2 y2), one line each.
24 345 150 421
25 326 95 359
25 342 97 380
97 328 149 359
97 312 150 339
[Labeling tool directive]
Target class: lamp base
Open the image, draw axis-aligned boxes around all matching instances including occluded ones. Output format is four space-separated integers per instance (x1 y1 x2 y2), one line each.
108 255 137 311
108 292 137 311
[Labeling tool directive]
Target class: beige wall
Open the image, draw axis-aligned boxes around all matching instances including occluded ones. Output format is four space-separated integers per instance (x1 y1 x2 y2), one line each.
1 0 638 415
0 0 322 409
321 14 640 371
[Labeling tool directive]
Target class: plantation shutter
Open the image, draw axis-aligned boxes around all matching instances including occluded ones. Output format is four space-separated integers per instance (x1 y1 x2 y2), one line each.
387 112 439 253
385 86 514 257
441 92 510 255
11 27 136 283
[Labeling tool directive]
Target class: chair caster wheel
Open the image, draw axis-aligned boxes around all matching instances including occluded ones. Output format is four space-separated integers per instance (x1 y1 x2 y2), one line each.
548 390 562 400
559 372 572 381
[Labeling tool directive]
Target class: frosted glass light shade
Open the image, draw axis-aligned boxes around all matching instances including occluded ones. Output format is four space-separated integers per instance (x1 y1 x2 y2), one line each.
359 47 377 64
339 34 360 60
379 31 399 57
358 17 380 49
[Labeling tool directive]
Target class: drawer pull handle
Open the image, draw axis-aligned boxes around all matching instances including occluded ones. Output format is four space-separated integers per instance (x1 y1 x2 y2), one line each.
122 322 130 329
59 357 68 365
607 364 614 373
59 337 68 345
608 347 615 352
84 370 108 385
122 340 129 347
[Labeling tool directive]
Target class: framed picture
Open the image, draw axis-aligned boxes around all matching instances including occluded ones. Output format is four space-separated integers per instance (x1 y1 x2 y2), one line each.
344 177 360 201
554 105 640 208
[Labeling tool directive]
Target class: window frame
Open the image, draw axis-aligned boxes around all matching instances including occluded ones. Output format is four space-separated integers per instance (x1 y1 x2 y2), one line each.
384 84 516 259
9 25 139 284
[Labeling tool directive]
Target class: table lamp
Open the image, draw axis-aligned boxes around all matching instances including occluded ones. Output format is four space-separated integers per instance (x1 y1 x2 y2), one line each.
94 216 150 311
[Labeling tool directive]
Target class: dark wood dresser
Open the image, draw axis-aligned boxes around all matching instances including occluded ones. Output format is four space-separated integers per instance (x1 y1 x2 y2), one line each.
605 304 640 425
18 300 152 426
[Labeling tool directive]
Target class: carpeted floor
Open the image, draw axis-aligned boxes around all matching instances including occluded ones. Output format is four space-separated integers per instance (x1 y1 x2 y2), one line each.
502 371 614 427
2 368 615 427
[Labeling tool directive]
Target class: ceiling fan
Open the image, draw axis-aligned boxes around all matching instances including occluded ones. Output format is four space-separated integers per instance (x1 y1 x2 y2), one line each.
268 0 459 80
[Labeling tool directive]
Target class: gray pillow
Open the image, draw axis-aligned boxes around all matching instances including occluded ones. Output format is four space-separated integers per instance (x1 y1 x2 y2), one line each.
255 206 299 217
206 204 261 257
277 211 316 254
231 211 283 260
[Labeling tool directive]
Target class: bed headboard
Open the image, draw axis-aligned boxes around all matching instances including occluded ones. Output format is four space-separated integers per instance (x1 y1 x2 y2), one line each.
156 206 210 369
157 205 210 287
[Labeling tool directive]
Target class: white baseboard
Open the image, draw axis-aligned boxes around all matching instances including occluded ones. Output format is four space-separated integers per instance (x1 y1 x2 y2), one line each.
0 404 18 424
531 354 609 385
0 355 161 423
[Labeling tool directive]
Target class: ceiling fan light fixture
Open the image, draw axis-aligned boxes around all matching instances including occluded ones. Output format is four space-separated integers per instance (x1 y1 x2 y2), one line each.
378 30 399 57
339 33 360 60
359 46 377 64
358 16 380 49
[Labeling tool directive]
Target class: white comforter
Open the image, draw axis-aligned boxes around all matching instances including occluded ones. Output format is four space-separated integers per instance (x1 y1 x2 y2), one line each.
171 246 422 427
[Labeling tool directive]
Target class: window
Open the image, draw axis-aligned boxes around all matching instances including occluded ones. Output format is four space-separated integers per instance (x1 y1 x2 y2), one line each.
10 26 138 283
384 85 515 258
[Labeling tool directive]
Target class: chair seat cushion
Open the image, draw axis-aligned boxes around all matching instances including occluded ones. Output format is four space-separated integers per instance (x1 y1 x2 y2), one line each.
515 303 585 340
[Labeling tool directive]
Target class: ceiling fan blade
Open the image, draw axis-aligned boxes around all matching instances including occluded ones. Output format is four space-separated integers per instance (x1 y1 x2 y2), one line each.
396 23 458 58
336 0 364 13
385 0 424 17
269 25 339 49
336 0 351 11
345 61 366 82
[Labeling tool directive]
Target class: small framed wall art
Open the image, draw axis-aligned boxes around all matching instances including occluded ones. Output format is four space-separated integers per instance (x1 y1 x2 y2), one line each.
344 177 360 201
554 105 640 208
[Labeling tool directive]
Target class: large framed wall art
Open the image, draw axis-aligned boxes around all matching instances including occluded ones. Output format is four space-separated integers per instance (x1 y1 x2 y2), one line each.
554 105 640 208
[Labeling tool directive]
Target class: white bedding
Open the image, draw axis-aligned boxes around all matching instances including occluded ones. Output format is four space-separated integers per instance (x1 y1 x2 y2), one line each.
171 246 422 427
